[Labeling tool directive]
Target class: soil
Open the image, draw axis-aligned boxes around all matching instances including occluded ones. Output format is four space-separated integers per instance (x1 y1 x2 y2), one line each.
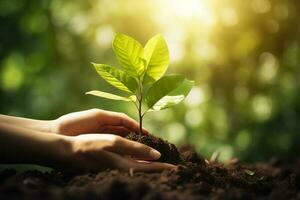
1 134 300 200
125 132 182 164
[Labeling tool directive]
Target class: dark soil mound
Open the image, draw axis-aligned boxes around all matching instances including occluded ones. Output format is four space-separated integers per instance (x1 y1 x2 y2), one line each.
1 134 300 200
125 132 182 164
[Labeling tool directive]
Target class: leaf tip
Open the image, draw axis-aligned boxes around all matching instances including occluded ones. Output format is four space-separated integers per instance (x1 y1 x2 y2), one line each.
112 33 121 46
91 62 98 68
85 91 94 95
113 33 127 43
152 33 164 39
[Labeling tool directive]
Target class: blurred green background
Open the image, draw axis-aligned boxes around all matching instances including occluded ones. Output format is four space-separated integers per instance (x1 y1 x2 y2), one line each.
1 0 299 162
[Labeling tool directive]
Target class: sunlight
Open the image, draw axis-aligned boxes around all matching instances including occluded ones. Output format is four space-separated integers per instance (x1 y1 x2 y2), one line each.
151 0 216 63
155 0 216 27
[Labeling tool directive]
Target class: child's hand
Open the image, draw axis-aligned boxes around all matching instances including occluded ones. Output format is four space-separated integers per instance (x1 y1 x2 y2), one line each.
52 109 149 136
58 134 175 172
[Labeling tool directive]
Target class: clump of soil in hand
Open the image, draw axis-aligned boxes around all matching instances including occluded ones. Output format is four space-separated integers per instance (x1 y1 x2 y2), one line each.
125 132 182 164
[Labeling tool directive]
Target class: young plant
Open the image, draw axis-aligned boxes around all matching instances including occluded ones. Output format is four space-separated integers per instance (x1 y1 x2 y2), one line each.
86 33 194 138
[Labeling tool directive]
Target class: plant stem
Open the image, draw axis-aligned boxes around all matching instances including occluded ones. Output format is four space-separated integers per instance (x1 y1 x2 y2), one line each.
137 79 143 140
138 98 143 139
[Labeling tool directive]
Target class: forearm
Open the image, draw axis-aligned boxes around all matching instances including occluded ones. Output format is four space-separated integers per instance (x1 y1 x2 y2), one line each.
0 122 71 167
0 114 55 133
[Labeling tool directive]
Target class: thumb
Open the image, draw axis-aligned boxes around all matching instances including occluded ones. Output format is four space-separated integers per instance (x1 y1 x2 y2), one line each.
105 137 161 160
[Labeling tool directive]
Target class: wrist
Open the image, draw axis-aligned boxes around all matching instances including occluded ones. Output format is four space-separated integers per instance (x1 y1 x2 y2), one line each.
38 119 57 133
49 118 60 134
0 115 56 133
40 134 74 169
0 122 73 167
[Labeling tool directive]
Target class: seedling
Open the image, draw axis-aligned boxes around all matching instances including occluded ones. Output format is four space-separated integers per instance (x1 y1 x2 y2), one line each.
86 33 194 138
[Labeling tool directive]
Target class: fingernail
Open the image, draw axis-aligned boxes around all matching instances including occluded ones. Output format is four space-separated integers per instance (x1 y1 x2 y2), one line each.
150 149 161 159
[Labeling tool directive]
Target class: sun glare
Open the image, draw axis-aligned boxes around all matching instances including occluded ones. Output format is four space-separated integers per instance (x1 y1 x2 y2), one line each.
151 0 216 63
155 0 216 28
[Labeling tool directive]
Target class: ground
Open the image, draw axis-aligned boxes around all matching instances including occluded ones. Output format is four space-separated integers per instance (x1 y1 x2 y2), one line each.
0 134 300 200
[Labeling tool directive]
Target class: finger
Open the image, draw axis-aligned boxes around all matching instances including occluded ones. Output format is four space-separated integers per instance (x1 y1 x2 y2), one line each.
98 150 176 172
103 136 161 160
128 160 176 172
68 150 125 172
115 113 149 135
102 112 149 135
83 150 175 172
100 125 130 136
85 149 128 171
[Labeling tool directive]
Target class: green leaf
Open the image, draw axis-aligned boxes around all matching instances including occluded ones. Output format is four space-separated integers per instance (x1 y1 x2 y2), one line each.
142 73 156 86
113 33 144 77
145 75 184 109
151 79 194 111
92 63 138 93
86 90 136 102
144 34 169 83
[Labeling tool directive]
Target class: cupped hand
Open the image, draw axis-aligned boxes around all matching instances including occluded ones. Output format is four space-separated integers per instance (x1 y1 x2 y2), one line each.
58 134 175 172
52 109 148 136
